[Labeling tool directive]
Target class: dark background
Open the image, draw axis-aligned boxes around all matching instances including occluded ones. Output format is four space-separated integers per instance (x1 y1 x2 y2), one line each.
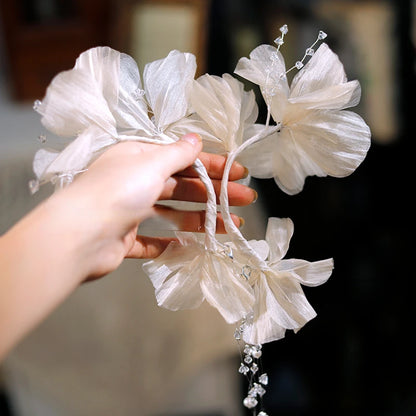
1 0 415 415
209 1 415 415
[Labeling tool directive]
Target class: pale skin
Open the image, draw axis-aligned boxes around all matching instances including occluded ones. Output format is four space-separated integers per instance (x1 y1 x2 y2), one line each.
0 133 257 361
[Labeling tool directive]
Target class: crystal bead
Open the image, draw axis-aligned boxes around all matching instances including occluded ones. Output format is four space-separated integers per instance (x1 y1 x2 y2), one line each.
244 345 252 355
258 412 269 416
318 30 327 40
251 347 262 358
250 363 259 373
254 383 266 397
234 329 241 340
243 396 258 409
37 134 46 143
274 36 284 46
33 100 42 111
28 179 39 194
238 364 249 375
295 61 304 69
244 355 253 364
280 24 288 34
306 47 315 56
259 373 268 385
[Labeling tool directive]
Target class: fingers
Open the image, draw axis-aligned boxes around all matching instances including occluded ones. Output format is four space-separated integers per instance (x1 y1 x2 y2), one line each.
178 152 248 181
153 205 244 233
125 206 245 259
160 176 257 206
153 133 203 179
125 236 176 259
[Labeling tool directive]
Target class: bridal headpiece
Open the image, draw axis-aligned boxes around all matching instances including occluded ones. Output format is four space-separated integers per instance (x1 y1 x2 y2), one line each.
30 25 371 414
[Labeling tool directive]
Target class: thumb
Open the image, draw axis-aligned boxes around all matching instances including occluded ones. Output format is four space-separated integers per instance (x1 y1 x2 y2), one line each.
156 133 203 178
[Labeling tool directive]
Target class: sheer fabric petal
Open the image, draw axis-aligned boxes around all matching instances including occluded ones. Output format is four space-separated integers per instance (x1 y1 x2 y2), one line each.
265 217 294 263
243 273 286 345
275 258 334 287
38 68 117 138
290 43 347 97
200 254 254 323
143 50 196 129
265 270 317 330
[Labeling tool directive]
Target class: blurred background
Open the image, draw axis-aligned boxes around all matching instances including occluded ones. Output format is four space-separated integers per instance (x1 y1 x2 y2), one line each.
0 0 414 415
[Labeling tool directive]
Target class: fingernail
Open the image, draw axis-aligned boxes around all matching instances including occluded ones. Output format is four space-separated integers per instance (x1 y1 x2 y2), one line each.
182 133 202 146
238 217 245 228
252 190 258 203
242 167 249 179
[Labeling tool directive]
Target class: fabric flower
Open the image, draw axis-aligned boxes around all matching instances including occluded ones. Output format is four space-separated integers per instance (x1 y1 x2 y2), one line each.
238 217 333 345
143 232 255 324
32 47 202 188
235 43 371 194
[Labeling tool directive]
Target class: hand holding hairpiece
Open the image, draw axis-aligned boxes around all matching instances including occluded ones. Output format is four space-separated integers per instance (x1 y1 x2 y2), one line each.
31 25 371 414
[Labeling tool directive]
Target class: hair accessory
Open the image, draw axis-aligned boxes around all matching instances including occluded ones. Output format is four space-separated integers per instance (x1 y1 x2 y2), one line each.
30 26 371 414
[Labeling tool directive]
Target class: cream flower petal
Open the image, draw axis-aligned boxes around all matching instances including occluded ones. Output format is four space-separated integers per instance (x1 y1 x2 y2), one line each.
191 74 258 153
200 254 254 324
247 239 270 261
288 110 371 178
236 128 278 177
265 217 294 263
265 270 317 329
33 125 114 183
191 74 241 143
290 43 347 97
243 273 286 345
38 68 117 138
143 50 196 130
143 237 201 290
234 44 288 94
270 129 323 194
276 258 334 287
155 255 205 310
288 80 361 111
114 53 154 132
74 46 120 109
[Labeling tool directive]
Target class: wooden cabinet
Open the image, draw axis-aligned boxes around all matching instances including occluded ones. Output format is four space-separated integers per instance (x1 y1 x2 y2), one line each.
0 0 110 101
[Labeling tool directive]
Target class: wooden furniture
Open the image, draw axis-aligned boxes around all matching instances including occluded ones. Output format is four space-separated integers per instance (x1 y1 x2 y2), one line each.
0 0 110 101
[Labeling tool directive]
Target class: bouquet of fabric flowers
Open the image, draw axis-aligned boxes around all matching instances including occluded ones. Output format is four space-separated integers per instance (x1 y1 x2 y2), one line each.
30 25 370 413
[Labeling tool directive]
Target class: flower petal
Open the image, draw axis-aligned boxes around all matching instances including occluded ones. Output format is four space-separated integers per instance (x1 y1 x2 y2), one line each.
248 239 270 261
143 237 200 289
191 74 241 148
276 258 334 287
34 125 114 183
200 255 254 323
290 43 347 98
114 53 155 131
266 270 317 329
144 50 196 130
235 44 288 94
243 273 286 345
271 127 326 194
288 80 361 111
265 217 294 262
291 110 371 178
38 68 117 138
74 47 120 109
154 254 205 310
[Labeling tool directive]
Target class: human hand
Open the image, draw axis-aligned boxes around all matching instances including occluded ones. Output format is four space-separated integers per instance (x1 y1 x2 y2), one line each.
60 133 256 279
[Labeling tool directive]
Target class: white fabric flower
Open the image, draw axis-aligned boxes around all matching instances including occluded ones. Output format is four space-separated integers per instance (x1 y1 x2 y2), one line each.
235 43 371 194
33 47 201 187
240 217 334 345
143 232 255 324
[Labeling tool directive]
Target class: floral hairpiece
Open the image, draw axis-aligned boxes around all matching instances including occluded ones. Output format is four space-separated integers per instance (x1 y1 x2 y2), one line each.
30 25 371 414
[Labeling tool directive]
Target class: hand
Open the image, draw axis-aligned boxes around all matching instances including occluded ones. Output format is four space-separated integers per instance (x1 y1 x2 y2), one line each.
63 133 257 279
